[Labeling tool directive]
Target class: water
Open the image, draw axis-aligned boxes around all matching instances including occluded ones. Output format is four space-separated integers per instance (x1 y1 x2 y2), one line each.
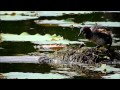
0 63 72 79
0 11 120 79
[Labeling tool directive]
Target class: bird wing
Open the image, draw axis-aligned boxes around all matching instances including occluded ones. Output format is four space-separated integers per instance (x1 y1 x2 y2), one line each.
90 24 112 36
96 29 112 36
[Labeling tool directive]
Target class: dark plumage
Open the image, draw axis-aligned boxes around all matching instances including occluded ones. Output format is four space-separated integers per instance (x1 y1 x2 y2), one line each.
78 25 112 49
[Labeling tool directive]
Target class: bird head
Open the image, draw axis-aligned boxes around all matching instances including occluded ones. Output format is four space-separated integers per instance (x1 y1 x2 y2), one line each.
78 27 91 36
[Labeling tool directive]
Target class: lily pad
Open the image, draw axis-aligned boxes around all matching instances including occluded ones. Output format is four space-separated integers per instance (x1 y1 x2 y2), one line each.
2 72 71 79
84 21 120 27
1 33 63 41
37 11 93 16
102 73 120 79
94 64 120 73
1 32 84 45
0 15 38 21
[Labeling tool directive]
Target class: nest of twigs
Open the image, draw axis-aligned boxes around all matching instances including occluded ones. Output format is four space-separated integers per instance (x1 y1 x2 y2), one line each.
61 45 120 65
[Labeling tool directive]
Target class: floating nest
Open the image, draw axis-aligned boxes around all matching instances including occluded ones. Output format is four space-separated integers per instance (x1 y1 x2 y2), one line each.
0 74 5 79
61 45 120 65
33 45 120 66
25 45 120 78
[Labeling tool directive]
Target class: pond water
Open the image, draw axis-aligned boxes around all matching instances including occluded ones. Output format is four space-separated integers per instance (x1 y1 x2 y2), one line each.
0 63 72 79
0 11 120 79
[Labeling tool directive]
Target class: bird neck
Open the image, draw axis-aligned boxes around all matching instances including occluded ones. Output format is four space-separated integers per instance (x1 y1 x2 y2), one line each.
84 32 92 39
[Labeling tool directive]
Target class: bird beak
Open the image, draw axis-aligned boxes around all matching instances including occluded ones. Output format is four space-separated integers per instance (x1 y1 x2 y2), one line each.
78 32 81 36
78 33 81 36
78 28 84 36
